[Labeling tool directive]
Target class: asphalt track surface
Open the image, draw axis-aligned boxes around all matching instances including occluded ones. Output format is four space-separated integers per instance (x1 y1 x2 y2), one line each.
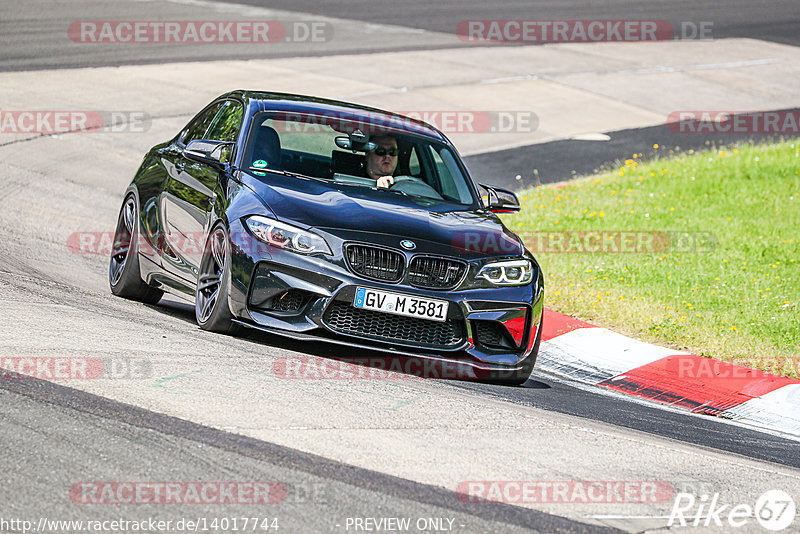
223 0 800 47
8 305 798 468
0 379 611 534
1 252 799 531
2 1 800 533
3 0 798 188
4 0 800 70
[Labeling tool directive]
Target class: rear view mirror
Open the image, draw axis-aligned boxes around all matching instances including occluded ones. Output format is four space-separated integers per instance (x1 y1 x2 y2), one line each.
335 135 377 153
479 183 521 213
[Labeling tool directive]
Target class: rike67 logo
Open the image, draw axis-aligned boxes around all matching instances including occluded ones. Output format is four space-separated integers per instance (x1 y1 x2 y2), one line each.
669 490 796 531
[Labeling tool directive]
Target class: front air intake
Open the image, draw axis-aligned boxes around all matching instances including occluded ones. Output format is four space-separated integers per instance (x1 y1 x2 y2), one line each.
408 256 467 290
345 244 404 282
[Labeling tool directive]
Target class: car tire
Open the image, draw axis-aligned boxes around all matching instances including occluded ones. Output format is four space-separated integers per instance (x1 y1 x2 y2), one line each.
195 223 241 335
484 315 543 386
109 195 164 304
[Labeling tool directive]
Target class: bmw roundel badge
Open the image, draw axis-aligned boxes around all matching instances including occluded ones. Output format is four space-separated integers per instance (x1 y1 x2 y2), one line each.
400 240 416 250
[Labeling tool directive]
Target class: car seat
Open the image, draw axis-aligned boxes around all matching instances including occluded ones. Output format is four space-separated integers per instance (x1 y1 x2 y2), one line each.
248 125 282 170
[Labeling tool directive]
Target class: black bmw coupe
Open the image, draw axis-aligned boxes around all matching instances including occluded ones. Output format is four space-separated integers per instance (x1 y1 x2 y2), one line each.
110 91 544 384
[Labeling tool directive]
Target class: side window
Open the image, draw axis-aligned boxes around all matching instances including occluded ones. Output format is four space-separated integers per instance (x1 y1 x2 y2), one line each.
428 145 472 204
408 146 421 176
429 146 454 184
181 102 224 145
206 101 244 143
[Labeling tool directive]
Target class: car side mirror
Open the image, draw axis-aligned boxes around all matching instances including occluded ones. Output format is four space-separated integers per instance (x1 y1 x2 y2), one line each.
183 140 233 169
479 183 521 213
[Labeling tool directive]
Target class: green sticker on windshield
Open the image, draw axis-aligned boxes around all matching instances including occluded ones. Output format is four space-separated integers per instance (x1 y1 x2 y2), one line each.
253 159 268 168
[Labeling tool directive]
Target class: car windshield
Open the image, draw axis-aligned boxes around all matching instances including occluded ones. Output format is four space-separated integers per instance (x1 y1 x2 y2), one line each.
241 111 478 206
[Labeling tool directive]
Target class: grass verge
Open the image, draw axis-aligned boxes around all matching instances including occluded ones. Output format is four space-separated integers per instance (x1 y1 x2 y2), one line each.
503 140 800 378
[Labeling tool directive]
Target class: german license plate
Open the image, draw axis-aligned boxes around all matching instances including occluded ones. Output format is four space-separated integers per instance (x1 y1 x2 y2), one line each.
353 287 448 322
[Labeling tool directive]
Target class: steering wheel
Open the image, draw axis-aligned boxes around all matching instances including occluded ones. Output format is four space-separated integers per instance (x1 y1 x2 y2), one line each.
389 176 444 200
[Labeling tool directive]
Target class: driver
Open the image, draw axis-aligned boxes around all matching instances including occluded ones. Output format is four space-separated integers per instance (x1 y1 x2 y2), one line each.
365 135 398 188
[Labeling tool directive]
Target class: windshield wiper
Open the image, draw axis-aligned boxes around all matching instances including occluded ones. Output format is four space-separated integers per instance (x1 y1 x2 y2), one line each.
247 167 318 181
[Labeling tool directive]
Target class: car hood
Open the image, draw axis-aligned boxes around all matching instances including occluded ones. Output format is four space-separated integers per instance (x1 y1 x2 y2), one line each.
239 172 524 258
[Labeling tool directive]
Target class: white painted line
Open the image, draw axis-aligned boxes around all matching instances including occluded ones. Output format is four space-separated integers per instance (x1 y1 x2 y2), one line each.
481 74 543 85
570 133 612 141
481 58 784 85
560 58 786 80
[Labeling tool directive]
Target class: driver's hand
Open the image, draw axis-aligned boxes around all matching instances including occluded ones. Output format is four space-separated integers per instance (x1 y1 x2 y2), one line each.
376 175 394 188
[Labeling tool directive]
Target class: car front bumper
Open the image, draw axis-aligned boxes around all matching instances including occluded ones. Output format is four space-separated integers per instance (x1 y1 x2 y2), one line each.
226 219 544 370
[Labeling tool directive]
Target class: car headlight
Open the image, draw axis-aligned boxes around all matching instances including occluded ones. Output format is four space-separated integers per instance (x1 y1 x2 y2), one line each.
477 259 533 286
244 215 332 255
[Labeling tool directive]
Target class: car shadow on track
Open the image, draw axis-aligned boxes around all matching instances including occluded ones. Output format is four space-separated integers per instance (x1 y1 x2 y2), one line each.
148 298 552 388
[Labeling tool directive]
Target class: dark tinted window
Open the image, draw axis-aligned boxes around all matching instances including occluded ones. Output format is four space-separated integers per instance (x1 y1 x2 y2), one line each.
181 102 224 145
206 101 244 143
243 111 478 206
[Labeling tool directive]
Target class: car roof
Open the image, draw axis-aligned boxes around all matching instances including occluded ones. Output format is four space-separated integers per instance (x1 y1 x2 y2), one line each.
221 90 447 141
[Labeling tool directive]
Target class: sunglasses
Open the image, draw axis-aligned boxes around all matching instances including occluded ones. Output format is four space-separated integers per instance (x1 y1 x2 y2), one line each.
373 147 398 157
